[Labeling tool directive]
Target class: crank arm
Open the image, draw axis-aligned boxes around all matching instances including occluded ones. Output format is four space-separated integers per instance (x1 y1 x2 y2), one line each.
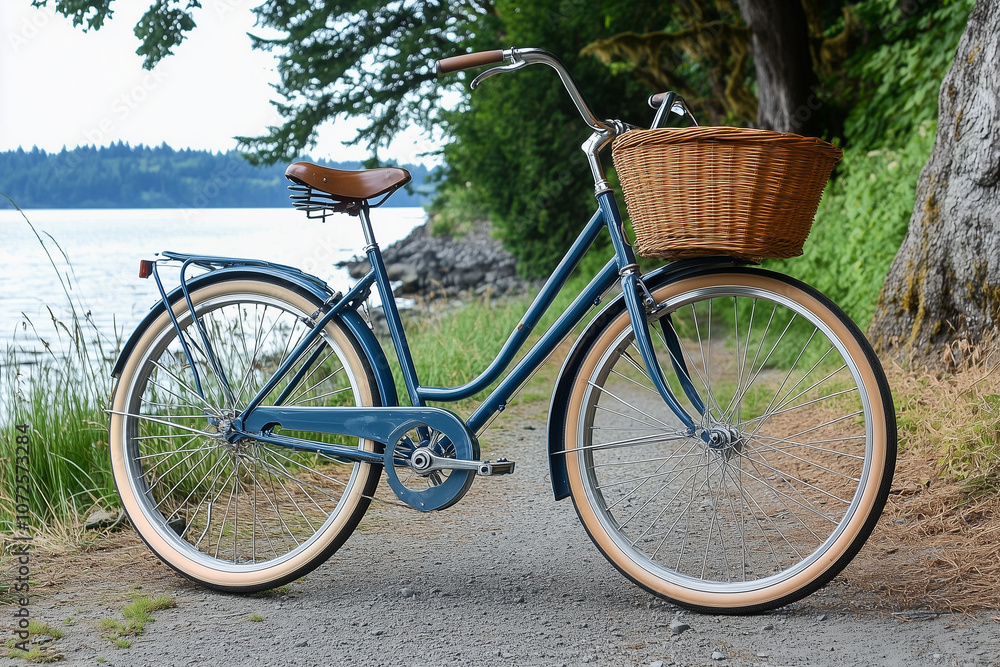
408 448 515 477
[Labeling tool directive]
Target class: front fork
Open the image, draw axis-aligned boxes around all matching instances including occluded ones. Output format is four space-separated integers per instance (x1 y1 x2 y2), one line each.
620 270 703 434
597 191 705 438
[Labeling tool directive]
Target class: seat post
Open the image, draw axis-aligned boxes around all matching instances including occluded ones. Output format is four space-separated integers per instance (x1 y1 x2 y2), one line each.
358 202 378 252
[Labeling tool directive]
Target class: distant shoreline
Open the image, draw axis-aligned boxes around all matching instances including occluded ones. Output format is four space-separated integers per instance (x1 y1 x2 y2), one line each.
0 143 437 210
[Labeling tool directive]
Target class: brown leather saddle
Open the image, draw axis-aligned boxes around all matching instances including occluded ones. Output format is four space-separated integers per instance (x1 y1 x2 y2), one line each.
284 162 411 217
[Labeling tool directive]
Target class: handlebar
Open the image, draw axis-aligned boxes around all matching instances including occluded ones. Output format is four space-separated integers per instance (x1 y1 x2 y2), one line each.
436 47 610 133
435 47 699 191
648 92 699 129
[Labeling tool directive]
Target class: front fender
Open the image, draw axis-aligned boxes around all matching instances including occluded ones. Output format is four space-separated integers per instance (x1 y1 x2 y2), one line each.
546 258 739 500
110 266 398 407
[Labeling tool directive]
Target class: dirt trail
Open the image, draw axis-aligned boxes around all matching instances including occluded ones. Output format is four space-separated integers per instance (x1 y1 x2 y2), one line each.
8 400 1000 666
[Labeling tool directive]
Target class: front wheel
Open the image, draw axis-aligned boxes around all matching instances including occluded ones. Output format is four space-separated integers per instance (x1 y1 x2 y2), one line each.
109 276 382 592
563 269 896 613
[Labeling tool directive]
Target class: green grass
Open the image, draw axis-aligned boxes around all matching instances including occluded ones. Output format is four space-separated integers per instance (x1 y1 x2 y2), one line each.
3 620 65 662
386 248 610 409
1 201 121 532
248 584 291 598
766 121 937 330
98 595 176 647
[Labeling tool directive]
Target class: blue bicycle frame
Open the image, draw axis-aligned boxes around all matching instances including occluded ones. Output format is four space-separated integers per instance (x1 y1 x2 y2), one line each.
132 187 702 474
233 188 696 432
122 47 711 511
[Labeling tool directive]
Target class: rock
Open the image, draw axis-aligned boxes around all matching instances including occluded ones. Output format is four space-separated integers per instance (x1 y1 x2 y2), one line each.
650 661 664 667
400 587 414 598
711 651 727 660
83 508 127 531
669 619 691 635
338 220 527 301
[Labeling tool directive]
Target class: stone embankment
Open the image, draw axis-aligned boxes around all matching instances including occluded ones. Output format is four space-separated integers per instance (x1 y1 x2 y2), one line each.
339 220 526 300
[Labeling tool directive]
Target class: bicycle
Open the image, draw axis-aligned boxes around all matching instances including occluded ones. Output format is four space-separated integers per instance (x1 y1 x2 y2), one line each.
108 47 896 614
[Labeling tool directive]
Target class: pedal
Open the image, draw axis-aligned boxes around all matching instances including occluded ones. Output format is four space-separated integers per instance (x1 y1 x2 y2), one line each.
477 457 515 476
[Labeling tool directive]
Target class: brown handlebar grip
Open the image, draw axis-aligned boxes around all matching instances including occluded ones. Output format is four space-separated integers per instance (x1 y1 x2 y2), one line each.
436 50 504 75
649 92 668 108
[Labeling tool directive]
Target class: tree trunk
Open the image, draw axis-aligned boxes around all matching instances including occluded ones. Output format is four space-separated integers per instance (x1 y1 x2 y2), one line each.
736 0 820 136
868 0 1000 367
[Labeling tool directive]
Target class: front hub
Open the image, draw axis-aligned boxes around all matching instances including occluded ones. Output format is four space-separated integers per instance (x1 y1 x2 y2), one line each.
706 426 744 461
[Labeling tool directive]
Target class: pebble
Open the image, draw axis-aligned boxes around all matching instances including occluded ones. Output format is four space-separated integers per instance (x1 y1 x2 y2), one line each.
650 662 664 667
760 624 774 631
294 640 308 648
669 619 691 635
817 613 827 621
711 651 727 660
400 587 414 598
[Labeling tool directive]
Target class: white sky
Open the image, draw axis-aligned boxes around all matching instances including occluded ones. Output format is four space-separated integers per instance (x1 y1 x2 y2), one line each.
0 0 440 165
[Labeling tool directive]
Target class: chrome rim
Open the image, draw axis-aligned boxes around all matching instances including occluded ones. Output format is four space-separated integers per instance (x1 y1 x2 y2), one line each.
119 290 371 573
577 284 874 593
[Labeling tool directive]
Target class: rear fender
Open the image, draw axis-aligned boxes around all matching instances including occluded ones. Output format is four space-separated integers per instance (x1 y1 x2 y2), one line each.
110 266 398 407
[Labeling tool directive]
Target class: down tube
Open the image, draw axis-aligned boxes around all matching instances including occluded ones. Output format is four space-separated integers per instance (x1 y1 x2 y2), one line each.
466 258 620 433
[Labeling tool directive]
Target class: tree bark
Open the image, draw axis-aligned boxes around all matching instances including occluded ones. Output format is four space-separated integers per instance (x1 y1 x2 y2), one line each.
736 0 821 136
869 0 1000 367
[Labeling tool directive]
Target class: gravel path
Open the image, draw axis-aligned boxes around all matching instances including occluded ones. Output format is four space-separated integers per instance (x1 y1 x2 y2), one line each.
13 401 1000 667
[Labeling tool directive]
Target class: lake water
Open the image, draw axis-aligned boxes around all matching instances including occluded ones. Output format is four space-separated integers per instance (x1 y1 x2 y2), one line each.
0 207 425 362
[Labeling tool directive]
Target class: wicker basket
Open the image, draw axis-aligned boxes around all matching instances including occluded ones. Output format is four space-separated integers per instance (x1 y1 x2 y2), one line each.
612 127 842 261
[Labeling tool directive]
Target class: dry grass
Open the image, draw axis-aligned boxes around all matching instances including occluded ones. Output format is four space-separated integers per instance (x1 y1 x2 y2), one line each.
843 340 1000 612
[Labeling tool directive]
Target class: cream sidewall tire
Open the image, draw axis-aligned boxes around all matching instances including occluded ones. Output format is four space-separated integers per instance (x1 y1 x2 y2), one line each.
109 279 378 591
563 271 891 612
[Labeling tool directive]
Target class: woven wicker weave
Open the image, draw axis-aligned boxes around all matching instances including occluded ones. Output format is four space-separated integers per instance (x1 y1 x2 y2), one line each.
612 127 842 261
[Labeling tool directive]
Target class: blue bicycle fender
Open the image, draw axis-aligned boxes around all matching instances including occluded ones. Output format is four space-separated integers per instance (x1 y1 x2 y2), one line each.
110 266 398 408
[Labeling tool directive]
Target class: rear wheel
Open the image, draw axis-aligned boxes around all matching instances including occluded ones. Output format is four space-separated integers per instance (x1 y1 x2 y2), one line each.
563 269 896 613
109 277 381 592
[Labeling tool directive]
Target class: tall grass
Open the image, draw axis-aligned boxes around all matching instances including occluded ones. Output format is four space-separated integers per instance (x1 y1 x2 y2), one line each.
1 199 120 531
